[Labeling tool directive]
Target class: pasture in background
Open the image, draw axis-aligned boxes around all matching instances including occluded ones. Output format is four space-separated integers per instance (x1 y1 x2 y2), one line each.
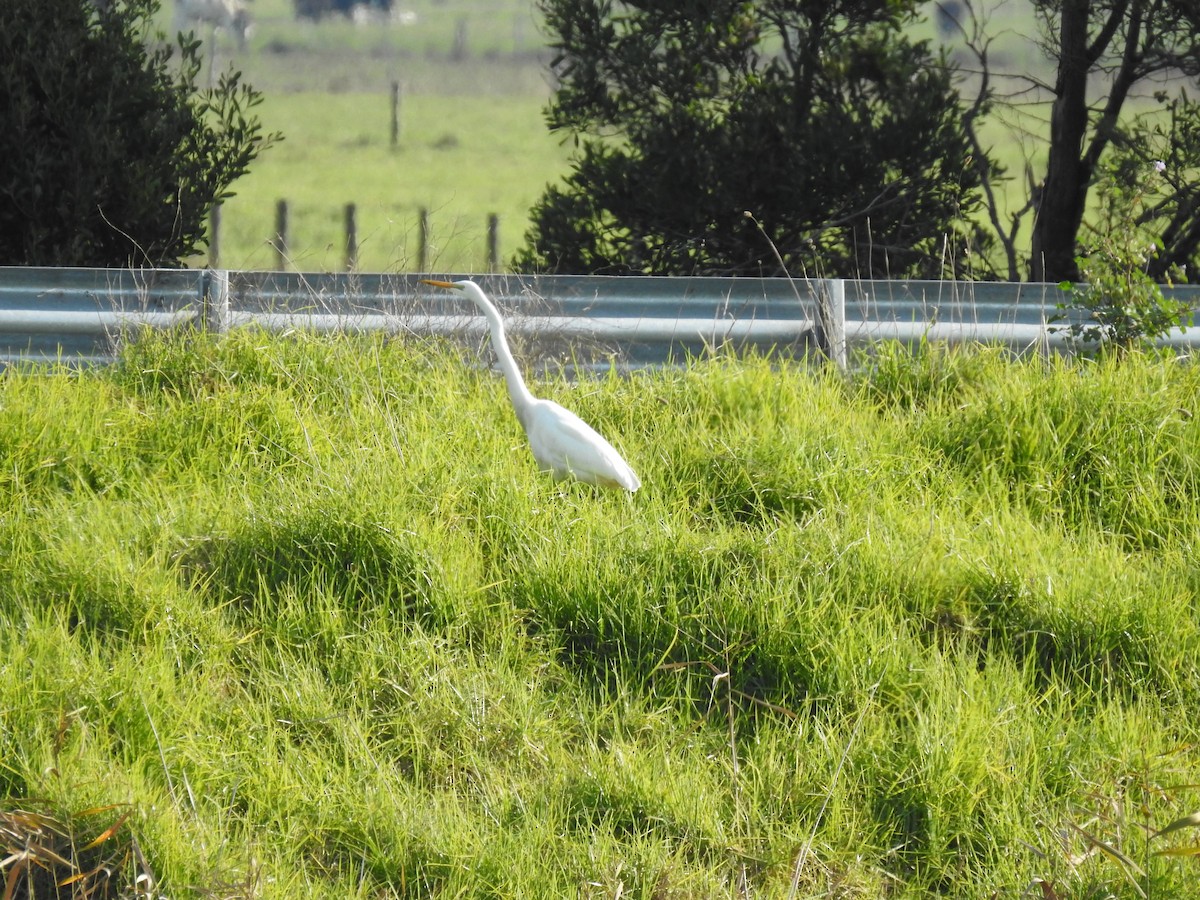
206 91 569 272
179 0 569 272
180 0 1088 275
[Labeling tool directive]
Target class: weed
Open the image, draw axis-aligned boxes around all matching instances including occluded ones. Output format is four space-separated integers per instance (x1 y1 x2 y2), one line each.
1051 156 1193 355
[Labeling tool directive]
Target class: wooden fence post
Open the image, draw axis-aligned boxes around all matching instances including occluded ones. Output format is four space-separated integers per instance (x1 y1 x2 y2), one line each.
452 18 467 59
418 207 429 272
344 202 357 271
273 199 289 271
486 213 499 271
390 81 400 147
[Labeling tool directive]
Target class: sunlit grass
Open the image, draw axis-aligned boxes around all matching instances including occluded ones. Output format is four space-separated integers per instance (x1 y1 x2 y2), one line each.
3 331 1200 896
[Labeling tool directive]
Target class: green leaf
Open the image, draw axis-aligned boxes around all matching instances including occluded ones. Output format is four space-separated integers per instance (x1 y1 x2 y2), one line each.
1153 810 1200 839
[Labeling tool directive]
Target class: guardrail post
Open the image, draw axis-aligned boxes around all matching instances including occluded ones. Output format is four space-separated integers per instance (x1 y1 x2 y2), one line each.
816 278 846 370
203 269 231 334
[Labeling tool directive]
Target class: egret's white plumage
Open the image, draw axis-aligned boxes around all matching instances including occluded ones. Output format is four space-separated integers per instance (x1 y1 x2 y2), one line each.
421 279 641 492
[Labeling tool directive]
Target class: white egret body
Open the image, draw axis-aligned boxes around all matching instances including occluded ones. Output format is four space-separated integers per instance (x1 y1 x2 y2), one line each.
421 279 641 491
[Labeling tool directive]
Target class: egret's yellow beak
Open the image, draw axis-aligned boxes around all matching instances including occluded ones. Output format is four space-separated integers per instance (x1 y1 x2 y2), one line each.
420 279 457 289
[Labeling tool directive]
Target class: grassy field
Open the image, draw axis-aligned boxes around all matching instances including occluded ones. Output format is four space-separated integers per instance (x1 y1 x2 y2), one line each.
186 0 1063 276
185 0 567 272
210 90 569 273
3 330 1200 897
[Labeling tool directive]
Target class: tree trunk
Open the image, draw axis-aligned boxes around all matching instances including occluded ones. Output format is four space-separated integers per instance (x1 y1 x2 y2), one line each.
1030 0 1092 283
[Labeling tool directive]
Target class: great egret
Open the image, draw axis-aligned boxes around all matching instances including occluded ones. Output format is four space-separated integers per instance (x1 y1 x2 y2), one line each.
421 279 641 492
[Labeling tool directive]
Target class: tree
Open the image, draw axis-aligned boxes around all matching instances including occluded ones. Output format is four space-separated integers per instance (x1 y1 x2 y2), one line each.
1032 0 1200 282
0 0 279 267
950 0 1200 282
515 0 997 279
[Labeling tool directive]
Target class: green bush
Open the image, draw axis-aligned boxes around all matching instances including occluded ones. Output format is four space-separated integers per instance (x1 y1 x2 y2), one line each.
0 0 278 266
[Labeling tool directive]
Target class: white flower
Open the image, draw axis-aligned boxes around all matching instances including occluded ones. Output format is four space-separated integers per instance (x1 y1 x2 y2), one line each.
1154 159 1167 173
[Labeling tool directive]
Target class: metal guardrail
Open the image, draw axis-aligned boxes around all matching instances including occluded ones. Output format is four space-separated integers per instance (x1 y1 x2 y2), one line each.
0 268 209 365
222 271 832 369
3 267 1200 369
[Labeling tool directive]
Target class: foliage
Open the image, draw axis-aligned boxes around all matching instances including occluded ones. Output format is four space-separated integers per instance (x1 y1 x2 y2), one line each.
4 330 1200 896
516 0 997 279
954 0 1200 281
0 0 279 267
1052 155 1193 355
1129 91 1200 282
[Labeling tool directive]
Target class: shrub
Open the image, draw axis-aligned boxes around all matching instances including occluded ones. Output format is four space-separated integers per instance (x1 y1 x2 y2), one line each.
0 0 279 267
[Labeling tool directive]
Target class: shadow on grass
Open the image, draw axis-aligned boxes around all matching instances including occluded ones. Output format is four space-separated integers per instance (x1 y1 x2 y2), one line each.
178 505 442 625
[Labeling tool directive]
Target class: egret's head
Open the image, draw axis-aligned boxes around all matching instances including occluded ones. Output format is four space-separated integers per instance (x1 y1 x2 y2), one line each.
420 278 466 292
420 278 497 317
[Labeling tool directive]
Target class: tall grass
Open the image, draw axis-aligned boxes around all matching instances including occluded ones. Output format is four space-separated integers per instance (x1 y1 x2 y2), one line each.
2 332 1200 897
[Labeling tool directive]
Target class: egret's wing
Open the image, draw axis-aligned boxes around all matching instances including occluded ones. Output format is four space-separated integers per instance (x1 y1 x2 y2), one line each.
526 400 640 490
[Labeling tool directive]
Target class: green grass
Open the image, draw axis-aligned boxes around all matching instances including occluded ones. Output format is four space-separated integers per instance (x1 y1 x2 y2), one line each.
210 91 570 273
3 330 1200 897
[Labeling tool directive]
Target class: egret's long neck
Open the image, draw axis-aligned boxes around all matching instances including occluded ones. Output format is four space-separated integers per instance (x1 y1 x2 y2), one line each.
473 294 536 421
